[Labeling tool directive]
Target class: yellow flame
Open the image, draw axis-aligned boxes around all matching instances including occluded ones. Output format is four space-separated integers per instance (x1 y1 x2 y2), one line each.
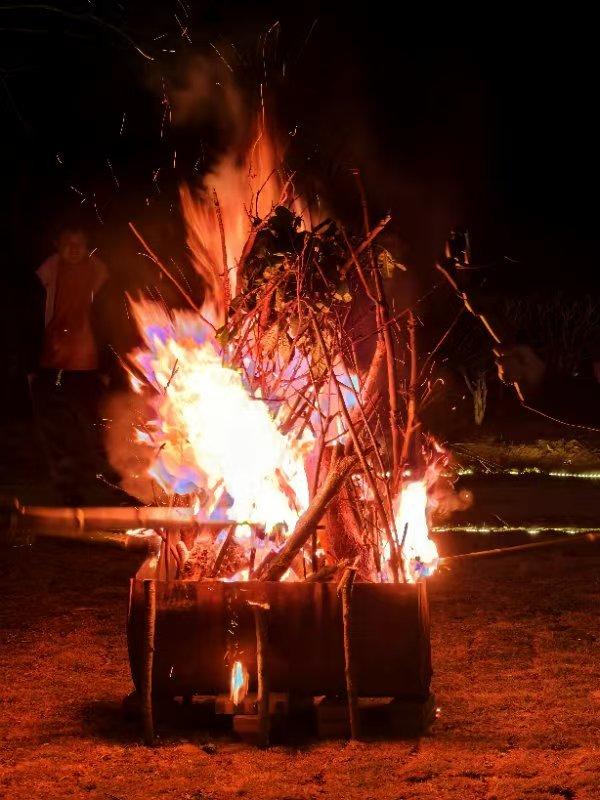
130 301 312 532
127 124 316 544
394 480 439 582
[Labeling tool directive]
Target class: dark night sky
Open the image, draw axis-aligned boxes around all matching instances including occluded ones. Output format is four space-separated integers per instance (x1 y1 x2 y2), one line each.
1 3 599 288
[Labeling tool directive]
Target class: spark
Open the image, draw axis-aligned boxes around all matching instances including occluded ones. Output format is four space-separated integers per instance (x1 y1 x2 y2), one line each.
209 42 234 72
106 159 120 188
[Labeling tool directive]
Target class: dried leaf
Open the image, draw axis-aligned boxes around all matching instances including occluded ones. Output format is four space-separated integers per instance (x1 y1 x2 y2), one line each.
377 247 406 278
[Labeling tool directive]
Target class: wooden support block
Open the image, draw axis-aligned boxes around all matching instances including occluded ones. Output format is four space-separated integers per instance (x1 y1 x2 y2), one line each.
217 691 289 717
241 691 289 716
314 697 350 739
215 694 237 715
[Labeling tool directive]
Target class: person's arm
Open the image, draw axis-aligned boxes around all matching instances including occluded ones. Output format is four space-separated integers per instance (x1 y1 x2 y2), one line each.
496 345 600 428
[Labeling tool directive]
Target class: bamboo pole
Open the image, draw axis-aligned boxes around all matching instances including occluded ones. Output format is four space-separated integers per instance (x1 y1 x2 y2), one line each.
12 504 237 533
338 565 359 739
141 579 156 746
441 532 598 563
8 508 162 553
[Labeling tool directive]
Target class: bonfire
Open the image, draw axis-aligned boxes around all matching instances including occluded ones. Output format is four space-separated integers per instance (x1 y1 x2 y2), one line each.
123 123 442 588
12 119 445 746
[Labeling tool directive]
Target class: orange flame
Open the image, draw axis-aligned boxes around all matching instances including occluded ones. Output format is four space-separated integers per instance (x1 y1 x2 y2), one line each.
180 127 287 325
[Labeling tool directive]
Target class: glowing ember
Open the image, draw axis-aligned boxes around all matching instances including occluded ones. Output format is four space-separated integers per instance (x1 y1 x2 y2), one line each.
230 660 249 705
394 480 439 582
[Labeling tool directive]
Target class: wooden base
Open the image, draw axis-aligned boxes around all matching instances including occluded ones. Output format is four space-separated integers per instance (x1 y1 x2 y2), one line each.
315 694 437 739
125 691 437 744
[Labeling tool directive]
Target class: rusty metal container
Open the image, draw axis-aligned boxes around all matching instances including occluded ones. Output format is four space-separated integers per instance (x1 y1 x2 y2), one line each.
127 567 432 700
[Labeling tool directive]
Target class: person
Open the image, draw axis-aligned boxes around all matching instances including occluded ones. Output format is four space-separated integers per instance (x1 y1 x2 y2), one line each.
496 344 599 428
30 225 127 504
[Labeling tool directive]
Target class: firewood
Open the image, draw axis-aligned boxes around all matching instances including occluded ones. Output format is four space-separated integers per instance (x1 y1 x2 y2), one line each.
181 538 215 580
210 523 237 578
257 450 358 582
304 559 351 583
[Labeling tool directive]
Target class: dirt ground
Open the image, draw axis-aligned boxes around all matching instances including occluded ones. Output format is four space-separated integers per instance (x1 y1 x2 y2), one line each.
1 416 600 800
1 526 599 800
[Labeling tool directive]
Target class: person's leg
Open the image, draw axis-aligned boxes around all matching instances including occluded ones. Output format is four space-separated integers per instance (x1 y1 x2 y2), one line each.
29 370 84 504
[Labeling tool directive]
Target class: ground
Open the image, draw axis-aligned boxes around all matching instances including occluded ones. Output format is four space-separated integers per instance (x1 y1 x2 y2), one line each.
1 529 599 799
1 421 600 799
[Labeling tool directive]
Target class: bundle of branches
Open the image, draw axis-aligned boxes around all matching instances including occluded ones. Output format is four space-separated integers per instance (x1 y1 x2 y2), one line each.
203 191 416 582
130 143 427 583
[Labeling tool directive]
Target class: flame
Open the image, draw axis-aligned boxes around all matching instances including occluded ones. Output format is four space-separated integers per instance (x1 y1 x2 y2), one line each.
126 117 440 586
394 480 439 582
230 659 249 705
181 127 287 325
130 300 312 532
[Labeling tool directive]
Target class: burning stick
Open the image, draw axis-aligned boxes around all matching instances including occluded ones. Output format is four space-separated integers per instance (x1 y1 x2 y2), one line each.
141 579 156 746
257 449 358 582
310 315 400 581
128 222 202 316
352 171 401 480
338 561 360 739
210 523 237 578
304 559 351 583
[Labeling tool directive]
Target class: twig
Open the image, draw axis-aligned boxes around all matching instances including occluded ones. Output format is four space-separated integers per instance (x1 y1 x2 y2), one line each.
128 222 212 325
340 213 392 275
400 311 418 467
212 189 231 309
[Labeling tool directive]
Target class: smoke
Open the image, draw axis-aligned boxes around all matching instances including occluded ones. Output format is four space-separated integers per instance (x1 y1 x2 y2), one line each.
102 391 155 504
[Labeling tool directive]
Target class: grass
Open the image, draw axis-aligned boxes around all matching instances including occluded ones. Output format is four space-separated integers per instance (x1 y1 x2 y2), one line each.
451 436 600 473
1 535 599 799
